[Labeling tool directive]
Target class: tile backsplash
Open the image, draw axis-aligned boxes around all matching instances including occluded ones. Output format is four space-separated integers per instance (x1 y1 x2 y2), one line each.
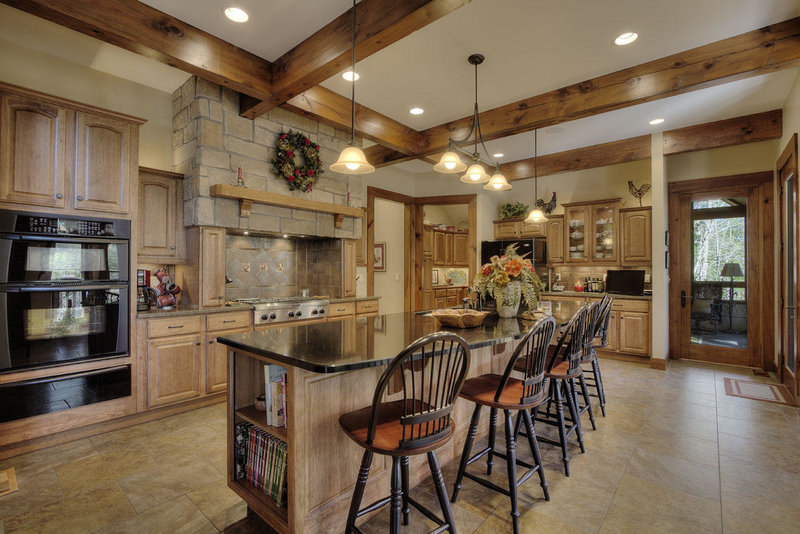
225 235 342 300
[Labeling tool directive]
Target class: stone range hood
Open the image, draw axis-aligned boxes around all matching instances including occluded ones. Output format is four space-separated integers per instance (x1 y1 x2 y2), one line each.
172 76 365 240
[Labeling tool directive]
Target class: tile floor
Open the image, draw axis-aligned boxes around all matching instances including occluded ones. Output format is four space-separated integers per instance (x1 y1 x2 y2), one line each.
1 358 799 533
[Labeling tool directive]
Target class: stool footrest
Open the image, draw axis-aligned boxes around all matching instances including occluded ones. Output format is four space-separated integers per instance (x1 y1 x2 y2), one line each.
406 495 447 527
355 496 391 518
465 445 492 467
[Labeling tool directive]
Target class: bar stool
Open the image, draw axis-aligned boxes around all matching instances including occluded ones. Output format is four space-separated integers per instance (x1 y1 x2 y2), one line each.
574 301 600 431
534 306 590 476
583 296 612 416
450 317 556 534
339 332 471 534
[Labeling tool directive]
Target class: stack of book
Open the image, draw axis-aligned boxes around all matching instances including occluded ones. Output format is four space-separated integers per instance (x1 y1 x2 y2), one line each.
264 364 287 428
235 421 288 507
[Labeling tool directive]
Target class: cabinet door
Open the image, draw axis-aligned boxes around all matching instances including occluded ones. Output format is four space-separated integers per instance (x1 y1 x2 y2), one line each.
564 206 589 262
618 311 649 355
590 203 619 263
138 171 182 261
355 214 367 266
422 257 433 290
147 333 202 407
444 233 453 265
453 233 469 266
607 311 618 352
74 112 131 214
621 208 652 265
494 221 518 239
201 227 226 307
343 239 356 297
206 327 249 394
433 231 446 265
423 226 433 256
0 93 67 208
519 221 546 237
546 216 565 264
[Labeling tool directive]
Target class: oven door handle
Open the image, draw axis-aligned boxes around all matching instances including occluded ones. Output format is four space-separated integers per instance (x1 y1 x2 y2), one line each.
0 233 125 244
0 283 128 292
0 365 130 387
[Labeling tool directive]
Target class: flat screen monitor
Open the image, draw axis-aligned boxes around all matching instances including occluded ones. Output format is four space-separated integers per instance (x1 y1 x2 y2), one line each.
605 270 645 296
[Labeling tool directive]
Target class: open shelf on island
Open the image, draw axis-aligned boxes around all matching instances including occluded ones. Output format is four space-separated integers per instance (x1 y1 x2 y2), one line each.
229 478 289 533
236 405 288 441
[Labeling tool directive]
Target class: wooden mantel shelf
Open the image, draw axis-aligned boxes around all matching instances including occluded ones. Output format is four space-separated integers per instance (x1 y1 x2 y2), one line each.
210 184 364 228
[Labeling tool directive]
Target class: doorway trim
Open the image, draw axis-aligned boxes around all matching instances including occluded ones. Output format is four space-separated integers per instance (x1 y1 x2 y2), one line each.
778 133 798 400
667 171 774 369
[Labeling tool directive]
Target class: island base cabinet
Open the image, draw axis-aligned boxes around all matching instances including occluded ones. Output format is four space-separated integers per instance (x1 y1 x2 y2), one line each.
206 327 248 394
146 334 203 408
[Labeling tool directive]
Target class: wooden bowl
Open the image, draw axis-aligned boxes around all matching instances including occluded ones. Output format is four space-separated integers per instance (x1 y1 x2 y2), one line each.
430 309 489 328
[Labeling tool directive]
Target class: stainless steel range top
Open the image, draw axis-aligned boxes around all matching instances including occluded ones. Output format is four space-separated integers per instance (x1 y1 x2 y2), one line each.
235 297 329 325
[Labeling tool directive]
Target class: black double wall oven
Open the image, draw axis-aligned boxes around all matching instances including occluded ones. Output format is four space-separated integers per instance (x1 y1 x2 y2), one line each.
0 210 131 423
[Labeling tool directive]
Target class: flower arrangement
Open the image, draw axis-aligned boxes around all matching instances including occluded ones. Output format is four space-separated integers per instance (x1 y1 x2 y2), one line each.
473 243 543 312
271 131 323 193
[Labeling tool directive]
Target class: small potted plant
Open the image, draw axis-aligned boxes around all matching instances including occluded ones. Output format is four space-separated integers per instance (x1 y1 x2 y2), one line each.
499 202 529 220
473 243 543 317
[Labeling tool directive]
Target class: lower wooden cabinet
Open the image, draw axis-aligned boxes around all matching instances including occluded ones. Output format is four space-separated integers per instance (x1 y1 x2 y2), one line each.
146 334 203 408
618 311 650 355
206 327 249 394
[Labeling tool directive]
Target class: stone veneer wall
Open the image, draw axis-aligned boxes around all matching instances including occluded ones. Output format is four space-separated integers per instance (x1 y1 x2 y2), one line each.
171 76 364 239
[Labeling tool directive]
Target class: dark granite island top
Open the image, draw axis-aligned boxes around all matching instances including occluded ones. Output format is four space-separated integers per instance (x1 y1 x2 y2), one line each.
217 311 554 373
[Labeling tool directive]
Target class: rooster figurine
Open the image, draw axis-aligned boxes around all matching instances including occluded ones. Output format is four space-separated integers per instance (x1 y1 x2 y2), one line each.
535 192 557 214
628 181 651 207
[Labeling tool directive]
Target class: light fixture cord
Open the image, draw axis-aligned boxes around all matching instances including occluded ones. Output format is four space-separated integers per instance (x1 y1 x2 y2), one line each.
473 60 479 156
534 129 538 201
350 0 356 146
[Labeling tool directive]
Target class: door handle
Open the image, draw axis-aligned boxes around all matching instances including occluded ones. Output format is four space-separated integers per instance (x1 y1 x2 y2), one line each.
680 290 686 308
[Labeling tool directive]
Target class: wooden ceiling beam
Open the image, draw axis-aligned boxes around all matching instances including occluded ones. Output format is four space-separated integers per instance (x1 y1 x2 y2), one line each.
240 0 468 118
0 0 273 99
501 109 783 181
376 17 800 167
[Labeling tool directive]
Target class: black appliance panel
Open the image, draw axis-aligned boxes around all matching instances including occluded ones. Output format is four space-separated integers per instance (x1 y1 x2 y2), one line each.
605 270 645 296
480 239 546 267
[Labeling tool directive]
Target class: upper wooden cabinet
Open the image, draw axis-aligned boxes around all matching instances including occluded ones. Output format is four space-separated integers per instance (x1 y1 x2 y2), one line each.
423 225 433 256
590 202 619 263
453 233 469 266
444 233 453 265
432 228 468 266
0 83 143 216
138 168 185 263
621 207 652 265
563 198 621 265
492 219 545 240
355 213 367 266
0 92 67 208
546 215 565 264
342 239 356 298
181 226 227 308
433 230 446 265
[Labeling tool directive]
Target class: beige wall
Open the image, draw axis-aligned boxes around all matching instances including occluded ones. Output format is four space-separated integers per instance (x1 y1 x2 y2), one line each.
665 140 778 182
374 198 406 314
424 204 469 227
778 70 800 159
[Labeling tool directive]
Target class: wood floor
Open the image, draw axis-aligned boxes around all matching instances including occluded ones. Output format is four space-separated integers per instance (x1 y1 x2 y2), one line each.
1 358 799 533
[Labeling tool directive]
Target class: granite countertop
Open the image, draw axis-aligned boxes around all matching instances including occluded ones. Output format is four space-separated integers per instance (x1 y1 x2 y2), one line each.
329 296 381 303
432 284 468 289
218 308 576 374
137 303 254 318
542 290 652 301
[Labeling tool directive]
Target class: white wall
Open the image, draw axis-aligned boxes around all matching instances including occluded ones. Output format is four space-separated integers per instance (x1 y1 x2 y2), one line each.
373 198 406 314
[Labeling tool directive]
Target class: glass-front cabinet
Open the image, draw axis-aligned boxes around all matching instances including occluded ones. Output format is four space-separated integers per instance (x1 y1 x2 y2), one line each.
562 198 620 264
591 202 619 263
565 205 589 262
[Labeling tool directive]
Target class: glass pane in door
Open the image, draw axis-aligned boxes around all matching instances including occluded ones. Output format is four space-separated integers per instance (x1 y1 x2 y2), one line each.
690 198 747 349
785 176 797 373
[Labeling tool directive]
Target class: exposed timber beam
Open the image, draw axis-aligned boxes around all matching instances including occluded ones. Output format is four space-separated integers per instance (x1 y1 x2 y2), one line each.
0 0 273 99
500 110 782 181
372 17 800 167
240 0 468 117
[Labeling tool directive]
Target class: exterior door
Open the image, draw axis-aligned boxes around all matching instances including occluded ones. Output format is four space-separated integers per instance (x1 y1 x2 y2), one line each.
779 134 799 401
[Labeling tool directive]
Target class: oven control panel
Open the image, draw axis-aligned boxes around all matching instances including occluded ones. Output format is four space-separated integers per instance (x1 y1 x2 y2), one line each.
15 215 116 237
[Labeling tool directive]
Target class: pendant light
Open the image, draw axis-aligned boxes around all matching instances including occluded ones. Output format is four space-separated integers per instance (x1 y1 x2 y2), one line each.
330 0 374 175
526 129 547 222
433 54 508 189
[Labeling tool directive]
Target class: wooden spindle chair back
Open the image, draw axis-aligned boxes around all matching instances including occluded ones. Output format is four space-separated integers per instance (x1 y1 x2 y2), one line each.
582 301 602 360
594 297 614 347
497 316 556 406
547 306 590 376
366 332 470 450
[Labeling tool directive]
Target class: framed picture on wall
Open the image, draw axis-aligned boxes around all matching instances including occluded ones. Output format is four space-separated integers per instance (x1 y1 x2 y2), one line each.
432 270 439 284
373 242 386 272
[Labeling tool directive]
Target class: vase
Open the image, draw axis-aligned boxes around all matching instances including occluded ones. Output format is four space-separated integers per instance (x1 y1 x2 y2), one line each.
497 281 521 318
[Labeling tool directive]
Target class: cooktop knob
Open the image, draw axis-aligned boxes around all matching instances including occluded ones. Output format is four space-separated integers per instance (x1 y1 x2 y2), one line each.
269 313 277 320
319 309 325 314
288 311 295 317
261 314 268 321
311 309 318 315
296 311 302 317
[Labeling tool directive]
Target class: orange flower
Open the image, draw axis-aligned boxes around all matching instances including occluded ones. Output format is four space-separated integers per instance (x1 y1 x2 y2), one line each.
505 258 523 277
522 259 533 271
481 263 493 276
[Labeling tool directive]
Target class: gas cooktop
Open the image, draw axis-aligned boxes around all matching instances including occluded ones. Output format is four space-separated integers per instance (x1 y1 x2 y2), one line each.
234 297 329 324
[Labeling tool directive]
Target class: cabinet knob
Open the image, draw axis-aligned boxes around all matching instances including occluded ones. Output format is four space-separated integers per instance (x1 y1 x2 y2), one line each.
56 193 63 199
76 195 83 201
196 342 201 346
208 340 214 344
170 245 176 250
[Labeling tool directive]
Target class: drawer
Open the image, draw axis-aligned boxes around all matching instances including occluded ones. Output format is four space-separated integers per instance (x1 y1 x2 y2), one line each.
611 299 650 312
328 302 356 317
356 300 379 315
147 315 203 338
206 311 251 331
446 289 459 298
434 288 448 298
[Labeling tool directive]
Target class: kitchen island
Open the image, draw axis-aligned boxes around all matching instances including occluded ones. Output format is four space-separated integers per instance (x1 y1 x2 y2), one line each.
218 311 558 534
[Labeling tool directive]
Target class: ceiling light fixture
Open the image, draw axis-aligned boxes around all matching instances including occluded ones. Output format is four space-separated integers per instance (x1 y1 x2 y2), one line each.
526 129 547 222
330 0 374 175
409 107 424 115
648 118 665 125
224 7 249 23
342 70 359 82
433 54 509 190
614 32 638 45
492 153 504 158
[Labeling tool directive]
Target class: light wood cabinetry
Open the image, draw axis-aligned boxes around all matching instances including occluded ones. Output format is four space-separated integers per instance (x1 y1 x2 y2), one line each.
0 83 143 216
137 167 185 263
328 302 356 318
182 227 227 308
607 311 619 352
146 333 203 408
492 219 546 239
342 239 356 298
563 198 621 265
444 233 453 265
431 227 468 267
621 207 652 265
453 233 469 266
423 226 433 256
355 300 379 316
433 230 446 265
564 205 589 262
355 214 367 266
206 325 249 394
618 311 650 355
326 299 379 320
433 287 467 308
589 202 619 263
546 215 565 264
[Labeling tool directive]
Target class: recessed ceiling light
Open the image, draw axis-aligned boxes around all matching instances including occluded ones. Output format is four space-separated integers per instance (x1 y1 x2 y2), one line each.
243 231 249 235
224 7 249 23
283 234 288 239
409 107 424 115
342 71 359 82
649 118 665 125
614 32 638 45
492 153 504 159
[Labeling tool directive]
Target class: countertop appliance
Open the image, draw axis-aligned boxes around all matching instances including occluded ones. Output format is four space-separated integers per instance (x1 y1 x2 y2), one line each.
605 269 645 296
235 297 329 325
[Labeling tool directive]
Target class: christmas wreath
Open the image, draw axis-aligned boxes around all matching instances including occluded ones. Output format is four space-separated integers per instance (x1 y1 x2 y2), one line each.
271 131 323 192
